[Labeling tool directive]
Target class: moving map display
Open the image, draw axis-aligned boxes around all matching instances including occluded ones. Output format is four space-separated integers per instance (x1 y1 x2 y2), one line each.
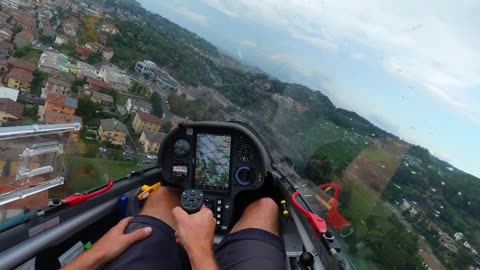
195 134 231 189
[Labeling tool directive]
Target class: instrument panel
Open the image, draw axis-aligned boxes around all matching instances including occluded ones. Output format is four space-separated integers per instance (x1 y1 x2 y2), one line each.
158 122 270 232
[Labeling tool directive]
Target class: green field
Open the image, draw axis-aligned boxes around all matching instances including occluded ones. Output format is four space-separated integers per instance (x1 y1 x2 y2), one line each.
66 156 150 193
116 94 129 106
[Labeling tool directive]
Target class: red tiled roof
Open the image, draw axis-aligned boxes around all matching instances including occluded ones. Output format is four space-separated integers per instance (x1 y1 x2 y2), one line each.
89 78 111 89
136 112 162 125
0 41 13 49
6 68 33 84
7 57 35 72
0 98 23 118
43 110 75 124
16 30 34 39
46 93 78 109
75 47 92 58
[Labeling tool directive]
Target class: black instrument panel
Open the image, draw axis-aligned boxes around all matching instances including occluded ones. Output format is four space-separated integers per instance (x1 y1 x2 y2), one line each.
158 122 270 232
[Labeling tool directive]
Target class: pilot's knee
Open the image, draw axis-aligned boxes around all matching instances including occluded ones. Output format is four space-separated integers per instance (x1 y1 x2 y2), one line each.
249 197 278 213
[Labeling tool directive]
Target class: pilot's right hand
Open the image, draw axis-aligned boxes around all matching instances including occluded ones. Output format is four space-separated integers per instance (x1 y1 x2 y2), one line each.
172 205 216 253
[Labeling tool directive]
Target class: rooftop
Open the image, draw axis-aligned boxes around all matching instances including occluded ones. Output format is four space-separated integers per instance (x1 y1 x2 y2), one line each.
46 93 78 109
142 130 166 144
0 86 19 101
43 110 78 124
0 41 13 50
47 76 72 88
75 47 92 59
38 51 69 72
89 78 112 89
15 30 33 39
136 112 162 125
8 57 35 72
100 118 128 134
92 91 114 103
0 98 24 118
129 98 152 110
6 68 33 84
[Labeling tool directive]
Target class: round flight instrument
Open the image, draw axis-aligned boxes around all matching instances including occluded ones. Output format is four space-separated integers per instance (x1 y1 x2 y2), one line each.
174 139 190 156
236 143 255 163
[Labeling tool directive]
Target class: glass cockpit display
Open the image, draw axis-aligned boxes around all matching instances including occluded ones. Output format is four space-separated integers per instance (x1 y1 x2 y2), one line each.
194 134 231 190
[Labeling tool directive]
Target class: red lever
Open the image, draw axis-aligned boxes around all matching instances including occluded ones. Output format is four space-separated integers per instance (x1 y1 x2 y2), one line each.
62 180 114 206
291 191 328 235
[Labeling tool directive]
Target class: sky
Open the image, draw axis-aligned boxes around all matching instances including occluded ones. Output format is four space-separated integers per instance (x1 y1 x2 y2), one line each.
137 0 480 177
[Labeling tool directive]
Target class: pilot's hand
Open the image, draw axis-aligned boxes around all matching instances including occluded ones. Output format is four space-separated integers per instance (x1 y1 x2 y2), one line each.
172 205 216 253
61 217 152 270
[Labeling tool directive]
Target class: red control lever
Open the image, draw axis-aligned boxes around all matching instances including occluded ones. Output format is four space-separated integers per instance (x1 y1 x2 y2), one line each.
291 191 328 235
62 180 114 206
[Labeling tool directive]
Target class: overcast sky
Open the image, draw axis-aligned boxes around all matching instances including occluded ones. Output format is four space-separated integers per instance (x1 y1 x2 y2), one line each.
138 0 480 177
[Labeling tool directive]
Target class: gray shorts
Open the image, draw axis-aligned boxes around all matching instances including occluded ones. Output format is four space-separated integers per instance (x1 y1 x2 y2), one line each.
104 215 286 270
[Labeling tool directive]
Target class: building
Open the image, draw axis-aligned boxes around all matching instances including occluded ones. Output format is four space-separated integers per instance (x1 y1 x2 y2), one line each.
176 86 196 101
84 42 104 53
125 98 152 114
76 61 104 80
13 31 33 47
75 47 92 60
0 86 19 101
88 78 111 91
44 93 77 118
7 57 34 72
102 65 131 92
0 41 13 59
44 76 72 96
439 233 458 253
13 14 36 31
0 97 23 124
90 91 114 107
139 130 165 153
155 71 179 89
102 47 113 61
38 51 70 74
0 28 12 41
135 60 156 74
98 118 128 145
42 26 56 38
170 115 192 129
5 68 32 91
0 59 7 72
0 0 22 9
43 110 80 124
63 19 79 37
454 232 464 241
132 112 162 134
100 23 118 34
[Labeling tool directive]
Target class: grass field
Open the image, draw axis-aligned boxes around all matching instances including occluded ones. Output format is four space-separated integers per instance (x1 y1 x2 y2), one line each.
116 94 129 106
66 156 150 193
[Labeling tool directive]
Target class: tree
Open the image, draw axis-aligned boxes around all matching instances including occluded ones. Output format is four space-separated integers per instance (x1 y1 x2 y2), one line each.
12 25 23 34
162 121 172 133
150 92 163 118
6 16 12 23
23 105 39 121
129 81 147 95
86 52 103 64
75 96 101 125
29 69 47 97
1 159 11 176
71 78 87 94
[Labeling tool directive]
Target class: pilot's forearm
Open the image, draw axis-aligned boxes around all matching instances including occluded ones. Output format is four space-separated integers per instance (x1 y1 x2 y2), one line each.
187 248 219 270
61 249 108 270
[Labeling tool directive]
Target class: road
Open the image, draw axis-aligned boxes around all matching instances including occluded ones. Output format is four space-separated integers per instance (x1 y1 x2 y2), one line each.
150 82 172 121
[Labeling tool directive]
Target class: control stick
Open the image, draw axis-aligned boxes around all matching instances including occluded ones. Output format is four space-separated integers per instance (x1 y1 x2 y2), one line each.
180 189 204 214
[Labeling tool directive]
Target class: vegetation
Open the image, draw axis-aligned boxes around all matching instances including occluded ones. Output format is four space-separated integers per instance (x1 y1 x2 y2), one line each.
71 78 87 94
29 69 48 97
38 34 55 45
150 92 163 118
167 93 221 121
128 80 148 95
86 51 103 64
13 47 42 64
75 96 102 126
23 105 39 121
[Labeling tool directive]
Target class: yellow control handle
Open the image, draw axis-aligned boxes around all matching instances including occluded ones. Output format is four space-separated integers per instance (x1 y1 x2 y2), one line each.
137 182 161 201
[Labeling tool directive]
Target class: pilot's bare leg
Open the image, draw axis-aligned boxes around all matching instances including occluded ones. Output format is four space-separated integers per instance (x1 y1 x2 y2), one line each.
104 186 188 270
140 186 181 230
230 197 279 235
215 197 286 270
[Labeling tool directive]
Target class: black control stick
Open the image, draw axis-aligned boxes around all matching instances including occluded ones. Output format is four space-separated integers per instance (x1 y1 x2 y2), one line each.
181 189 204 214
